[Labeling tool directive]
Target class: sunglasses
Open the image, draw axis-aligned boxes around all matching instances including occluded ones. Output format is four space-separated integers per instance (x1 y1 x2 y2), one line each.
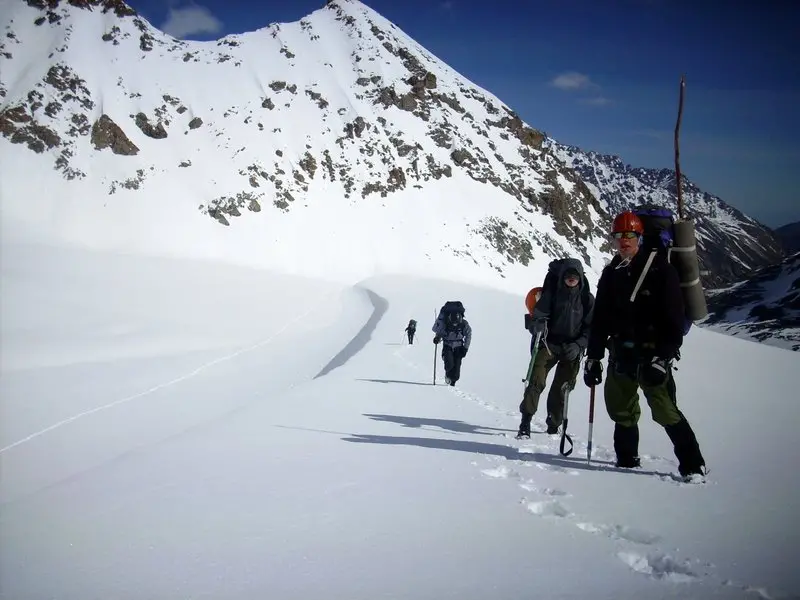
613 232 640 240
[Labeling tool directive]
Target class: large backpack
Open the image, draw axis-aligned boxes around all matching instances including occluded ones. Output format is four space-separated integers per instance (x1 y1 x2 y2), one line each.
632 204 693 335
437 301 465 331
634 204 676 258
526 259 591 316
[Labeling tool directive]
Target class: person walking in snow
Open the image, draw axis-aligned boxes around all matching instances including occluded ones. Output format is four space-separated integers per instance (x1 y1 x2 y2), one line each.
405 319 417 344
432 301 471 386
517 258 594 438
583 210 706 480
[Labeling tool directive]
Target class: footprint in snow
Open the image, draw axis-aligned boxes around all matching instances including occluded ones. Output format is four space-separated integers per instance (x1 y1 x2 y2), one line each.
524 499 572 518
481 465 519 479
451 389 513 416
535 462 580 476
576 522 662 545
519 482 570 497
617 551 697 583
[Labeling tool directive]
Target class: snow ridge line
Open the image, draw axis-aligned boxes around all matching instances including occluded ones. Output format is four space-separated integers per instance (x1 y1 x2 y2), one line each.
0 298 328 454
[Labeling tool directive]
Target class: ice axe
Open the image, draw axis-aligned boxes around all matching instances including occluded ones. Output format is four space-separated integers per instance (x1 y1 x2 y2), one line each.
559 381 574 457
522 331 542 385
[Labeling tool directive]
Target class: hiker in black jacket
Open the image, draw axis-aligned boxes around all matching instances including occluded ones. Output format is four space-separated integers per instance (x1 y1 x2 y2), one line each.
517 258 594 438
405 319 417 344
583 210 706 481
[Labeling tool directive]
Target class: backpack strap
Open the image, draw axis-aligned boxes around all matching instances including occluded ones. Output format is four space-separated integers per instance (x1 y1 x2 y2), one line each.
630 250 657 303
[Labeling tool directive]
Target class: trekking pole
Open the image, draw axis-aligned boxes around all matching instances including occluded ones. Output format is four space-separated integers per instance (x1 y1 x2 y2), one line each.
559 382 574 457
432 341 438 385
522 331 542 384
587 385 596 464
674 74 686 220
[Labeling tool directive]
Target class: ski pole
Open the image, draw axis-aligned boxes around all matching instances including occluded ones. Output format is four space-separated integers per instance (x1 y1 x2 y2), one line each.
433 340 438 385
587 385 596 464
522 331 542 384
559 382 574 457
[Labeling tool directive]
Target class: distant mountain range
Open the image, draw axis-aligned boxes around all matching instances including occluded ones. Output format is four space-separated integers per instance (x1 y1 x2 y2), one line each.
775 221 800 254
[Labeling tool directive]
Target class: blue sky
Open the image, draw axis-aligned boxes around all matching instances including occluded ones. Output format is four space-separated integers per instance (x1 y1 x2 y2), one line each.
128 0 799 228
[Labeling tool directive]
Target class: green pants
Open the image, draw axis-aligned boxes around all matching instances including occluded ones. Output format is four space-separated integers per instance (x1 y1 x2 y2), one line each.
604 366 683 428
519 346 580 427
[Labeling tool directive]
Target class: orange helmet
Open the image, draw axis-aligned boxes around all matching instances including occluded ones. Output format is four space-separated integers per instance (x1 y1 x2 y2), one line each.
612 211 644 235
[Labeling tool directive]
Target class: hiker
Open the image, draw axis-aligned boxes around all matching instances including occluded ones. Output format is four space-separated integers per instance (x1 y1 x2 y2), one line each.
583 210 706 481
517 258 594 438
405 319 417 344
432 301 472 386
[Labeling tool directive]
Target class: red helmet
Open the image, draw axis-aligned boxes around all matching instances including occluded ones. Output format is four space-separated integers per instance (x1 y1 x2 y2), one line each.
612 211 644 235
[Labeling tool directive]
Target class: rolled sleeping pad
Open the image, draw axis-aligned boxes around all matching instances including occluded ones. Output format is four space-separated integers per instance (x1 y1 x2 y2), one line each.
671 218 708 321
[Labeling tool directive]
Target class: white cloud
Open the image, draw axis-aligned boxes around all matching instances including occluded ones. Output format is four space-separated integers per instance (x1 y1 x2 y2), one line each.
580 96 612 107
161 4 223 39
549 72 597 91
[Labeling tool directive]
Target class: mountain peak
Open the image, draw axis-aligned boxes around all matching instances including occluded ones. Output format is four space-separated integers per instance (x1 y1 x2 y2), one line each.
0 0 783 288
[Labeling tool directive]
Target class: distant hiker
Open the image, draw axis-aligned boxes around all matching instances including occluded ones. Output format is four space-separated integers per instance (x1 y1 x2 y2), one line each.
405 319 417 344
584 210 706 481
432 301 472 386
517 258 594 438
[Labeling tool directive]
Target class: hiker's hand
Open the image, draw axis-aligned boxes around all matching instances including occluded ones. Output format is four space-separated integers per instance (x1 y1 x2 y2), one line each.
433 336 441 344
641 357 670 387
457 347 467 358
561 343 580 361
584 359 602 387
528 318 547 336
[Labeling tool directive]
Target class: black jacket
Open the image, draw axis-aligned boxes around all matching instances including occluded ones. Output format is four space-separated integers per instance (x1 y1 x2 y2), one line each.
586 250 684 361
532 258 594 348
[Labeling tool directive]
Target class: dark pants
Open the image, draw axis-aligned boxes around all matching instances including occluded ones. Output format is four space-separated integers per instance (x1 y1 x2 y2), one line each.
442 345 463 385
407 330 415 344
519 345 580 428
605 348 705 476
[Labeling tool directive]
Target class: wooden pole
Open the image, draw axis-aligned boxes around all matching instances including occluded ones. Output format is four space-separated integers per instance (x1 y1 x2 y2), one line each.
674 74 686 219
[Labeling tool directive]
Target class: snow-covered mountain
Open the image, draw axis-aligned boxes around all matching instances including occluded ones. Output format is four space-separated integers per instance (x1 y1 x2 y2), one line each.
775 221 800 254
0 0 783 290
552 146 785 288
703 251 800 351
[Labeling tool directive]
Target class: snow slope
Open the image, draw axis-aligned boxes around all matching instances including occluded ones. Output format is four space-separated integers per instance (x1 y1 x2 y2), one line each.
2 240 798 600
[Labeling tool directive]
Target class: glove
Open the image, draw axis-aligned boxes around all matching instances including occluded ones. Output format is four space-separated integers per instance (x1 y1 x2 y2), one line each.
561 342 581 362
457 347 468 359
528 318 547 336
584 359 603 387
433 336 441 344
641 357 670 387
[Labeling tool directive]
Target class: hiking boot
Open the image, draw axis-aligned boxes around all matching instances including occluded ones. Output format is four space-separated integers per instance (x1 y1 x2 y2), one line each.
665 419 706 478
613 423 640 468
444 376 451 385
545 416 559 435
516 413 532 439
615 456 641 469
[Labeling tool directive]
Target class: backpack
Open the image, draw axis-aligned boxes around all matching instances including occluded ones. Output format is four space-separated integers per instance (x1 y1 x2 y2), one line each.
526 259 591 315
437 301 465 331
407 319 417 329
633 204 693 335
634 204 676 257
